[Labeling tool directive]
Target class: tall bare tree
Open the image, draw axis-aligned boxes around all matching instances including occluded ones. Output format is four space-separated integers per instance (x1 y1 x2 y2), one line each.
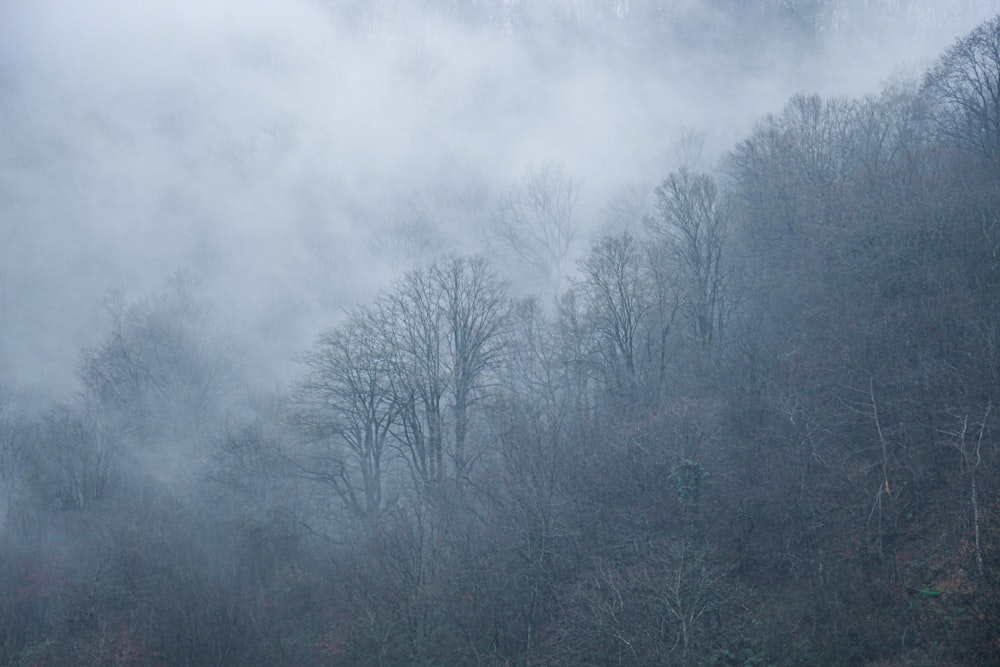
433 256 512 476
576 232 676 405
648 169 731 351
490 163 582 296
296 305 399 525
383 266 448 492
385 256 513 492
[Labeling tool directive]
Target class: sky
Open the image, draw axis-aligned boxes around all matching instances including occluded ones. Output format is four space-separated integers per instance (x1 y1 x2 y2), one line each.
2 0 1000 400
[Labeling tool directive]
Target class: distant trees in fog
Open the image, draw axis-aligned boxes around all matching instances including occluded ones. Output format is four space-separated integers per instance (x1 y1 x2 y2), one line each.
2 11 1000 666
489 163 582 297
294 256 513 520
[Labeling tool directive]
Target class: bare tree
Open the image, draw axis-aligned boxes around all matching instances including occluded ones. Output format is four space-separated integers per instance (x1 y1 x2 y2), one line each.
576 232 676 405
937 404 993 578
475 396 575 665
545 540 732 665
295 305 400 525
726 94 862 243
923 14 1000 171
78 274 231 444
383 266 448 492
432 256 512 476
28 404 120 511
578 233 650 398
501 298 581 432
648 169 731 351
490 163 582 296
384 256 513 493
0 388 30 533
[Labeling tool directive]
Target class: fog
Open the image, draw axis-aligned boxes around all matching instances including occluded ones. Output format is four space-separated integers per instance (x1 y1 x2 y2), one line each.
6 4 1000 664
2 0 998 399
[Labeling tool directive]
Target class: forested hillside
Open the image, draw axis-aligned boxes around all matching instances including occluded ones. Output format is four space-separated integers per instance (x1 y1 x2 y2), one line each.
2 6 1000 667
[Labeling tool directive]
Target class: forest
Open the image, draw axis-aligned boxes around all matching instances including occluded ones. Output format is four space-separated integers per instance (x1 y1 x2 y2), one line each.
2 3 1000 666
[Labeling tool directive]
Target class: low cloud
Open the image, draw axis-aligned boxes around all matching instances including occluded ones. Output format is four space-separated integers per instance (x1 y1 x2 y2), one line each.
2 0 998 396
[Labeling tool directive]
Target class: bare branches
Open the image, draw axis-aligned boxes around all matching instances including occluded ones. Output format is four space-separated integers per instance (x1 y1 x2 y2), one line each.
490 163 582 295
295 256 513 511
922 14 1000 170
295 305 398 524
578 232 650 397
649 169 731 350
937 403 993 578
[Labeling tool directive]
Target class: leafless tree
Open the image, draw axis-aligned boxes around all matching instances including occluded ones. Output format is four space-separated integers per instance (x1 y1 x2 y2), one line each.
432 256 512 476
923 14 1000 171
384 256 513 493
545 540 731 665
648 169 731 351
490 163 582 296
295 305 400 525
78 274 231 444
29 404 121 511
578 233 651 398
937 404 993 578
0 389 30 533
382 266 448 492
576 232 677 405
501 298 582 434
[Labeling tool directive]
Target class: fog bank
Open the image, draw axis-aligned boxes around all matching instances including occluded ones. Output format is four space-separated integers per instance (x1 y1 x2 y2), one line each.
2 0 998 397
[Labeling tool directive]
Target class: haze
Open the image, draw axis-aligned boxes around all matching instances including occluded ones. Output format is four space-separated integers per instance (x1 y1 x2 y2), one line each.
7 3 1000 665
2 0 998 398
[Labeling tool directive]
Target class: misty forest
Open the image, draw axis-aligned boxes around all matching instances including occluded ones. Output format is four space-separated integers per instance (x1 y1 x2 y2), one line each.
5 1 1000 665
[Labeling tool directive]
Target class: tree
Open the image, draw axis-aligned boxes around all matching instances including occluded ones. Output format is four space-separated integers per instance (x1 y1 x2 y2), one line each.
28 404 120 511
501 298 581 434
577 232 664 402
923 14 1000 172
384 256 513 493
467 396 577 665
544 540 734 666
433 256 512 476
0 388 29 534
78 274 231 446
849 82 935 211
490 163 582 297
295 306 399 526
567 223 687 411
648 169 731 351
726 94 865 266
382 265 449 493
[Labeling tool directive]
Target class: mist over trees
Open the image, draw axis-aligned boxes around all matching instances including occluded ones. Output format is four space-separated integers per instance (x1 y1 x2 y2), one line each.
4 2 1000 666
